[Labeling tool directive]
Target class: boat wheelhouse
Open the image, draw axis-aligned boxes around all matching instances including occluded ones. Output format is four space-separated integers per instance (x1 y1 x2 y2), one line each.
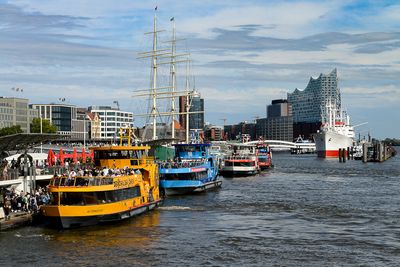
158 143 221 195
219 143 259 177
41 129 162 229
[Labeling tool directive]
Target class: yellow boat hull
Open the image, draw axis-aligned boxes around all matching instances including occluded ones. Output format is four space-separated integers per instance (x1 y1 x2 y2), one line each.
42 200 162 229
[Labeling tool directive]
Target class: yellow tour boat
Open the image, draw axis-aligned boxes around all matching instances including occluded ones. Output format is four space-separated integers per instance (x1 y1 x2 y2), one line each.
41 128 162 228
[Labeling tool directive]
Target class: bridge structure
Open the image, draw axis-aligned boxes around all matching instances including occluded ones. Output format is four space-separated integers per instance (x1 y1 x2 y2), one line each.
244 140 316 152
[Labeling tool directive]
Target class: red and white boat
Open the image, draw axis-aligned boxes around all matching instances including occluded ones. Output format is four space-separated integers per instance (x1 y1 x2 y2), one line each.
256 138 272 170
219 143 259 177
315 101 355 158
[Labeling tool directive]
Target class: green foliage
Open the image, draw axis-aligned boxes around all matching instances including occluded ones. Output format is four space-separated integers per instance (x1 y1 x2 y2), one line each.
30 118 57 133
0 125 23 137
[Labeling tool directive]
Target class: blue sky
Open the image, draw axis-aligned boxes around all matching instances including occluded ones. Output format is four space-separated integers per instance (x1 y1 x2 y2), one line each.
0 0 399 138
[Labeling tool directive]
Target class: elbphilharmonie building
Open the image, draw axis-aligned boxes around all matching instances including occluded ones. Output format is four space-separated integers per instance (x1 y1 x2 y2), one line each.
287 69 341 139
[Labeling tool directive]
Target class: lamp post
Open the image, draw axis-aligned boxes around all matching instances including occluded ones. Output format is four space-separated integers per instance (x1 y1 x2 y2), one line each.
83 115 86 148
40 108 43 153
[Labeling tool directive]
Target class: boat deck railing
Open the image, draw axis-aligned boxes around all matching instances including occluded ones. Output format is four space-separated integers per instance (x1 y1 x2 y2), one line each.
224 155 255 161
157 160 208 169
49 169 143 187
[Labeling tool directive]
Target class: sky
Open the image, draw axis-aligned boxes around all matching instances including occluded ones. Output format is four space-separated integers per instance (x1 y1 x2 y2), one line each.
0 0 399 139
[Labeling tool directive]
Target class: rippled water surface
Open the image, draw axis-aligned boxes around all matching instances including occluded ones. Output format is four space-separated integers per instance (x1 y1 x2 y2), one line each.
1 152 400 266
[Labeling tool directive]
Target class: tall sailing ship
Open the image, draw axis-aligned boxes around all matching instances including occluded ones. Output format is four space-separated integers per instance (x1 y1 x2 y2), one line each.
134 11 222 193
315 101 355 157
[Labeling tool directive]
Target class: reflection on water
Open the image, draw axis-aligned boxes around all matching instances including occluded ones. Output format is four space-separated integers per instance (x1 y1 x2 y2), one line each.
1 152 400 266
51 210 161 248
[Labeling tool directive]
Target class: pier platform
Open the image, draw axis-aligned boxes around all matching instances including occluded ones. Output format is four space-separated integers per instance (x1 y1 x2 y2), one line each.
0 210 33 231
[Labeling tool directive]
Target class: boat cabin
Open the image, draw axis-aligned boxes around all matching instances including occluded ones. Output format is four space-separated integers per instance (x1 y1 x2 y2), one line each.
173 144 211 160
93 145 152 169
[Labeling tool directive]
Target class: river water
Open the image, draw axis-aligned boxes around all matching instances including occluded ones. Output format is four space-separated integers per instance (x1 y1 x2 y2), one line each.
1 152 399 266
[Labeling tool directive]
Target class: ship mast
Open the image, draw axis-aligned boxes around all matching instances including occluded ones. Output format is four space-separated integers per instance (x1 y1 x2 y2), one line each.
170 17 176 140
133 11 203 142
185 59 190 143
151 11 158 140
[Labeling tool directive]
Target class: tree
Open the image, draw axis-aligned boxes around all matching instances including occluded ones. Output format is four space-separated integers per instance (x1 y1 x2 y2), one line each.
30 118 57 133
0 125 23 137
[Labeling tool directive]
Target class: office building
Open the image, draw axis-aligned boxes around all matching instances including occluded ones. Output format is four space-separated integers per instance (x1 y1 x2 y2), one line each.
224 121 256 141
255 118 267 140
0 97 38 133
204 125 224 141
30 103 78 137
265 99 293 141
179 90 204 131
88 106 133 140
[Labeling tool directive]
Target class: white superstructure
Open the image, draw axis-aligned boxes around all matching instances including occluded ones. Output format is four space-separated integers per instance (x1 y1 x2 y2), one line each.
315 101 354 157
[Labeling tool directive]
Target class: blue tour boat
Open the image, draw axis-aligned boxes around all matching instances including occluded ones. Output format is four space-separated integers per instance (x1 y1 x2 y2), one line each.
158 143 222 196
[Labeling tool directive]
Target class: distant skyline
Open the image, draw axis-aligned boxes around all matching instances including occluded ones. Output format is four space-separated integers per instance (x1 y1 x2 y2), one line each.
0 0 399 138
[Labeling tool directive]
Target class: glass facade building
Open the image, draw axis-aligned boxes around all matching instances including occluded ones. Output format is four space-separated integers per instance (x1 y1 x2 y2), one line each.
287 69 341 139
30 104 76 136
179 91 204 131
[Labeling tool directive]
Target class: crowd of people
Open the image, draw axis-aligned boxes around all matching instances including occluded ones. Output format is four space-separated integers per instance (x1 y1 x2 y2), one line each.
0 186 50 220
56 166 142 178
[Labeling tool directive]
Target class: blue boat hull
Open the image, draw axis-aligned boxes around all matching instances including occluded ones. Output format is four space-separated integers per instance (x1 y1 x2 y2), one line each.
160 180 222 195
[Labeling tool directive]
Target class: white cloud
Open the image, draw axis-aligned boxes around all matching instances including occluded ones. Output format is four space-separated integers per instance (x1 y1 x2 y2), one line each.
342 85 400 108
191 43 400 70
177 2 343 39
10 0 150 17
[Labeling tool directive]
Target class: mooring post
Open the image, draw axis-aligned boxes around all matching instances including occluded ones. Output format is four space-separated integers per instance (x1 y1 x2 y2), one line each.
362 143 368 163
343 148 346 162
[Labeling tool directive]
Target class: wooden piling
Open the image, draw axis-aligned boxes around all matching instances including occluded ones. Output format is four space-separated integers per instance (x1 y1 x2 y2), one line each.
362 143 368 163
343 148 346 162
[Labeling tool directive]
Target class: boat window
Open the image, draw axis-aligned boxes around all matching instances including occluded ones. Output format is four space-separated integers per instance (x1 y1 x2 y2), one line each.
96 191 107 203
57 186 142 206
60 192 85 206
83 192 98 205
224 161 255 167
95 150 141 160
224 161 233 167
105 191 117 202
50 192 59 205
176 146 195 153
161 171 208 181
